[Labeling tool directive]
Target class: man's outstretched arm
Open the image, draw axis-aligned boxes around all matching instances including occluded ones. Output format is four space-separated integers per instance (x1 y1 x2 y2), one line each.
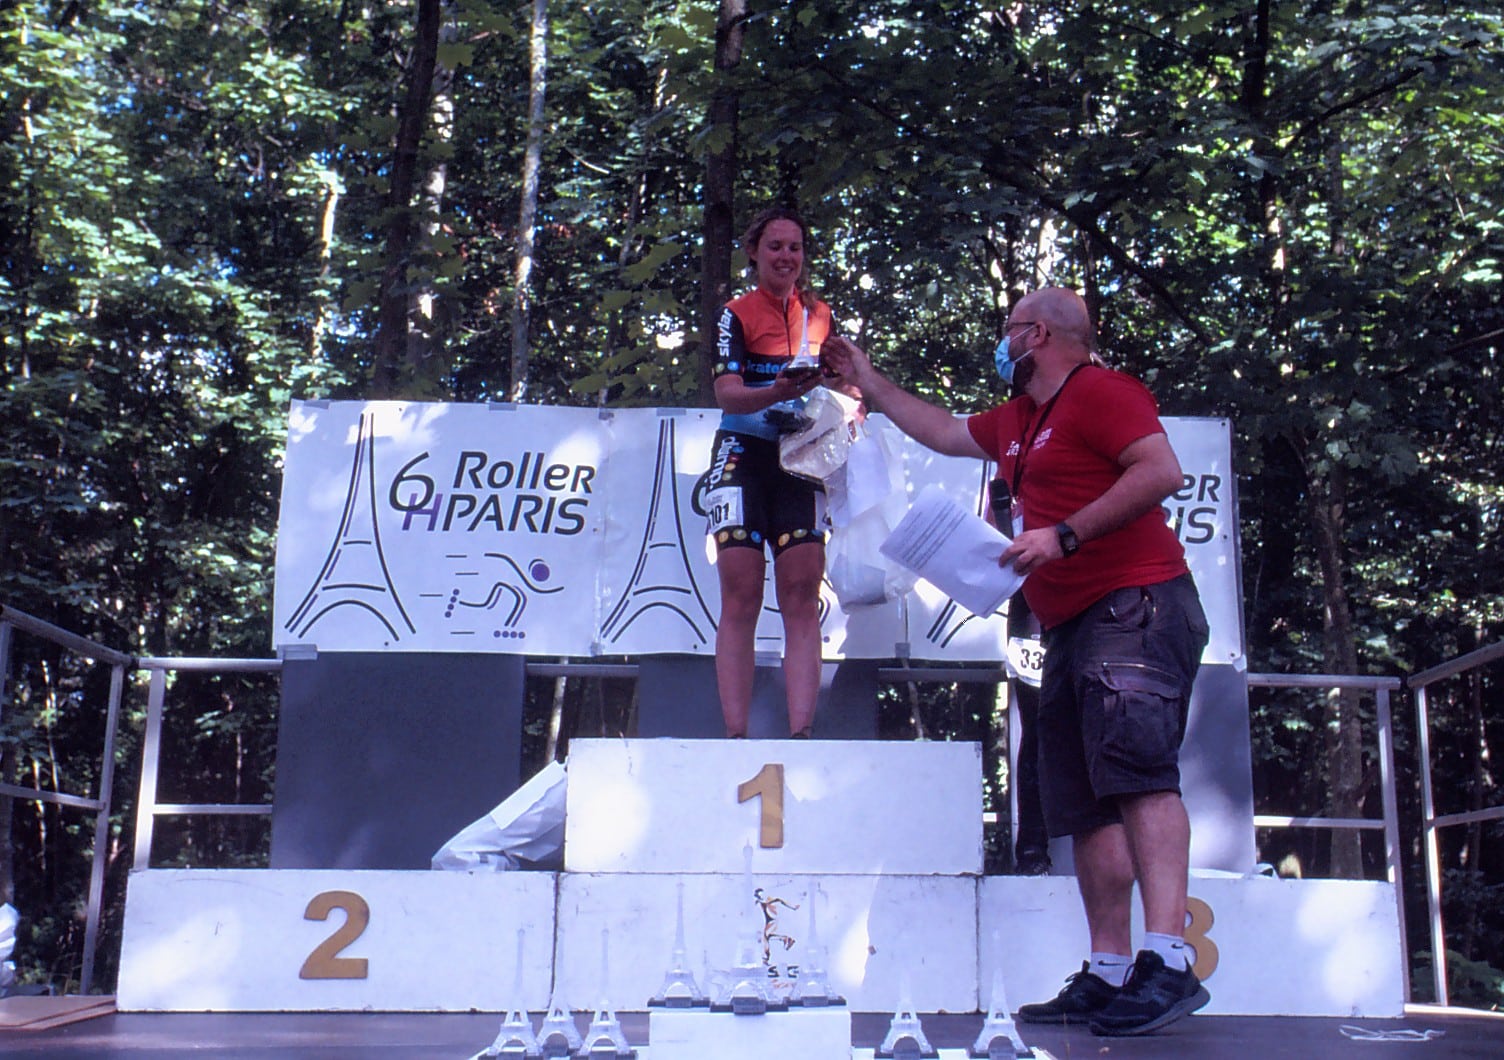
823 336 986 459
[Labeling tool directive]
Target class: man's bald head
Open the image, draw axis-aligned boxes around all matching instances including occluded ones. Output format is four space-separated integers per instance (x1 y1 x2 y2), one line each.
1015 287 1095 354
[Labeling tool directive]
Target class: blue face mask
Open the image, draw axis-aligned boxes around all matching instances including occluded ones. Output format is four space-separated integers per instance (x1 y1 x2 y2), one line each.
994 333 1035 386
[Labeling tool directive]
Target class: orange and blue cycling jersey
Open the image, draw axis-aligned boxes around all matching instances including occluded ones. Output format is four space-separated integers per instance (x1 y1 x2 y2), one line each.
714 287 832 440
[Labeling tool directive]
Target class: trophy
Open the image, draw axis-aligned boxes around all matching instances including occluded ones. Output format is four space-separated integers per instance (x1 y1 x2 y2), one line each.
577 927 635 1058
536 986 583 1059
647 881 708 1008
792 888 845 1008
479 929 542 1059
970 951 1033 1058
875 973 938 1059
711 843 782 1014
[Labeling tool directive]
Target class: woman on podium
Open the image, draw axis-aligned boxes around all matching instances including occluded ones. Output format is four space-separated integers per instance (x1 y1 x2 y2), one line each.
702 205 854 738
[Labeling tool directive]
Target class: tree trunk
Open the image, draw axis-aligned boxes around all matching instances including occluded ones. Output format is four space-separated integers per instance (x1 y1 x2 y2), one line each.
1243 0 1285 315
545 659 567 764
510 0 549 403
372 0 442 397
696 0 746 406
408 14 456 386
307 171 341 361
1306 466 1365 878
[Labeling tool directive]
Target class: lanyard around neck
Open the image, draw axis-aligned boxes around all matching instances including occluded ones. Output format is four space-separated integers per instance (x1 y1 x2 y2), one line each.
1008 363 1089 500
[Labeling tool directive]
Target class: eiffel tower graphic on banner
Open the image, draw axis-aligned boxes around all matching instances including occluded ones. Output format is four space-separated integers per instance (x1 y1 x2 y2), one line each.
924 460 1004 648
284 411 417 644
599 416 716 646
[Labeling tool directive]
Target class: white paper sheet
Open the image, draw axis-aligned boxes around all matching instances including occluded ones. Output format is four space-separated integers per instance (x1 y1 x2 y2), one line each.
879 484 1026 616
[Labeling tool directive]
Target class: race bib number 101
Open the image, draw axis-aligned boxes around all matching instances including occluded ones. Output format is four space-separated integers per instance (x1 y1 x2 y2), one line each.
705 486 745 534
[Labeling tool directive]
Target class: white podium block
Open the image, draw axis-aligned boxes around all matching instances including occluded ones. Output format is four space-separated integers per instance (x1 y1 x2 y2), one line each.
564 739 983 875
117 869 557 1012
650 1008 851 1060
555 872 978 1013
978 873 1405 1017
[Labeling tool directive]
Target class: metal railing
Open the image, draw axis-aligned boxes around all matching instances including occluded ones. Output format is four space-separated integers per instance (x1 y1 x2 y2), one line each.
1410 640 1504 1007
1244 672 1409 1000
0 604 133 994
130 657 282 872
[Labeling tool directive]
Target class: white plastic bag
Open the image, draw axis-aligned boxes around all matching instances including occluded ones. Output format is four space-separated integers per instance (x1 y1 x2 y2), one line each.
0 903 17 992
824 423 916 608
431 761 567 871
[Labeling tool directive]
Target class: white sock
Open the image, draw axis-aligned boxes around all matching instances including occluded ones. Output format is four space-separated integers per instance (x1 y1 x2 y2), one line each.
1088 951 1133 987
1143 932 1191 971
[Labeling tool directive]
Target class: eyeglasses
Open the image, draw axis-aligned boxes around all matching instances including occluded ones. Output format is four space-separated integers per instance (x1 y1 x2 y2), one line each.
1004 319 1038 333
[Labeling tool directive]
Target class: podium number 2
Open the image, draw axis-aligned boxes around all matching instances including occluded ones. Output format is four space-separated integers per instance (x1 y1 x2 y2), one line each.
738 763 785 848
300 890 370 979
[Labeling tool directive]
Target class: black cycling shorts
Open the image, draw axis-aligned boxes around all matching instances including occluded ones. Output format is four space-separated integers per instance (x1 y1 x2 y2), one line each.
702 430 826 556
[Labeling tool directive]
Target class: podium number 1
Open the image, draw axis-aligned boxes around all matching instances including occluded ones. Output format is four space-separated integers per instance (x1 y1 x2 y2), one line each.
738 763 785 848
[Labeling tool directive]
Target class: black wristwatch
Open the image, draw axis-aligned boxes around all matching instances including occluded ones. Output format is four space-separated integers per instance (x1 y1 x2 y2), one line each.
1056 522 1081 557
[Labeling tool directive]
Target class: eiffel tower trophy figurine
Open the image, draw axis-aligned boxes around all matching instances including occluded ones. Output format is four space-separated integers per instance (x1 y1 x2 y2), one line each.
577 927 636 1058
648 881 708 1008
712 843 781 1014
875 973 939 1059
536 985 583 1059
970 938 1034 1059
792 889 845 1008
477 929 543 1059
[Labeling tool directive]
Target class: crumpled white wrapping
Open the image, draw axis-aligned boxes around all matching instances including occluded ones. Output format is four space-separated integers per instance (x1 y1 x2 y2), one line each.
431 761 567 871
824 423 917 608
778 388 862 484
0 902 17 990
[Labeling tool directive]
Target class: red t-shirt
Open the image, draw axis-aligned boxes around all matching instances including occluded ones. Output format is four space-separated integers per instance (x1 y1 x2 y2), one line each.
966 365 1188 629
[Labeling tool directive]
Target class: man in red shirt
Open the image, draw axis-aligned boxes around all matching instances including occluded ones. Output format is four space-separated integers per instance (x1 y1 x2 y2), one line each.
824 287 1211 1036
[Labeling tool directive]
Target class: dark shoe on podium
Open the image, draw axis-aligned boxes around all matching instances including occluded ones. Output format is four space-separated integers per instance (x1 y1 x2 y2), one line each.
1088 950 1209 1036
1013 846 1051 876
1015 961 1117 1024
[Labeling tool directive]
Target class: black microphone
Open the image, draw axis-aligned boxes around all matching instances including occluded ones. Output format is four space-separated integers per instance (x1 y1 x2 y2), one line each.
989 476 1011 527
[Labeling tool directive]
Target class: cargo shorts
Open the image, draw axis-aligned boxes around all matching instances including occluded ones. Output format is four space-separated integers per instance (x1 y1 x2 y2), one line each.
1036 574 1210 838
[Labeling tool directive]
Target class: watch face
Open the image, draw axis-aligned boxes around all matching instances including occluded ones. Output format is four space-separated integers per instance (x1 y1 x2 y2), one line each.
1058 524 1079 555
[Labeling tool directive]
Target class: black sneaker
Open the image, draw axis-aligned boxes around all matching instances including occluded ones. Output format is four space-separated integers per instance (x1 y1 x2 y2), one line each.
1015 961 1119 1024
1088 950 1210 1036
1014 846 1052 876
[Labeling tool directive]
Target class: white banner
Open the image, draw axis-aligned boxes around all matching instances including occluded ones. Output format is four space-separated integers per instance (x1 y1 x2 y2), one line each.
273 402 1241 664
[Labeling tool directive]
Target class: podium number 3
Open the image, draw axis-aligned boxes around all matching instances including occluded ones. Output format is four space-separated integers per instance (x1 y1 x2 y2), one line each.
1185 896 1219 981
738 763 785 848
300 890 370 979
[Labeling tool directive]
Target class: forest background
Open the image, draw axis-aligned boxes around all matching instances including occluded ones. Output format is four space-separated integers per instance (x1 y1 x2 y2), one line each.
2 0 1501 1007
